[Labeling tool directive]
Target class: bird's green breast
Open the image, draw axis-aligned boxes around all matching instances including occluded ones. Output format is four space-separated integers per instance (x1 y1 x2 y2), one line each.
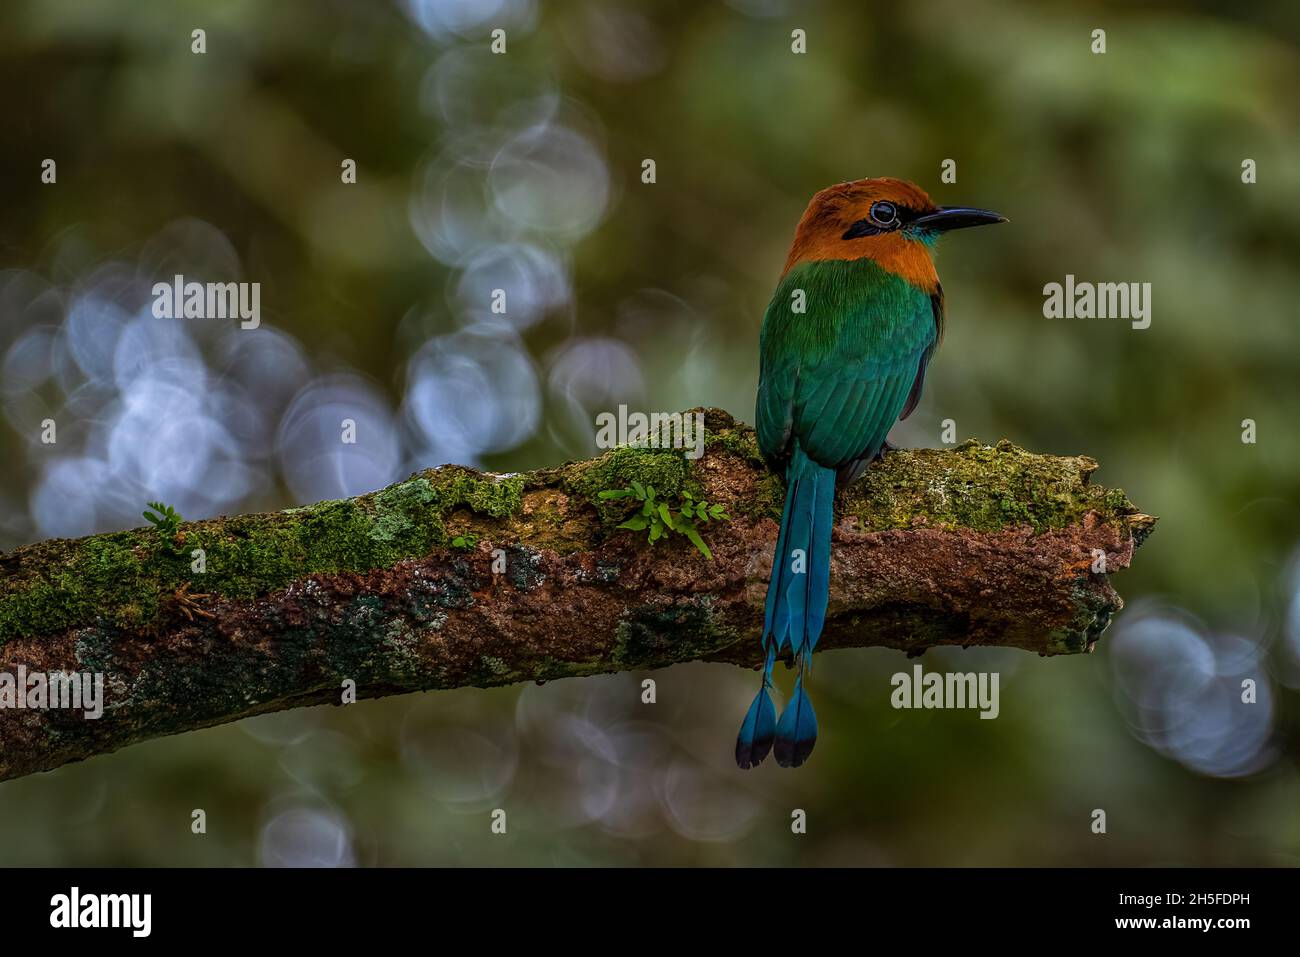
761 258 935 363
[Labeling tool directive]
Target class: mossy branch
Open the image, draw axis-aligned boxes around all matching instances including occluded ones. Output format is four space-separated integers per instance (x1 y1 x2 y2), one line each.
0 409 1155 782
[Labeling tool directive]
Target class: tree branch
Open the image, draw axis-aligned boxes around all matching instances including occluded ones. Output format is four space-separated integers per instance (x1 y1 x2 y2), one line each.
0 409 1155 781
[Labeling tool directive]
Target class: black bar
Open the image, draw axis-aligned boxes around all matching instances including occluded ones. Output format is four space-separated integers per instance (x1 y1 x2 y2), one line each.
7 867 1284 942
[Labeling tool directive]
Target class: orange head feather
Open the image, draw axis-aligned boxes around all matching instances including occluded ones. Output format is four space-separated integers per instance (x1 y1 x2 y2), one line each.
781 178 945 290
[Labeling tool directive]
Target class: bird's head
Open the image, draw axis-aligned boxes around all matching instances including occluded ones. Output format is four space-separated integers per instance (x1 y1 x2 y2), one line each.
782 177 1007 289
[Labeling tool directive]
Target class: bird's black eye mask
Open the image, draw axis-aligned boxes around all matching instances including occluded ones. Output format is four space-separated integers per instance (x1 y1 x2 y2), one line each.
846 203 1009 238
842 200 922 239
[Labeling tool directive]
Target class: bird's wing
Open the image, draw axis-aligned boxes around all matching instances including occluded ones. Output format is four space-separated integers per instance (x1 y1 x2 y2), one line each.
756 354 797 470
899 285 944 421
792 343 927 471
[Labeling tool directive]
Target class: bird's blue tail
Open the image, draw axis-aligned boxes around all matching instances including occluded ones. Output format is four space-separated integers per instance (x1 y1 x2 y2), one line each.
734 644 777 769
736 445 834 769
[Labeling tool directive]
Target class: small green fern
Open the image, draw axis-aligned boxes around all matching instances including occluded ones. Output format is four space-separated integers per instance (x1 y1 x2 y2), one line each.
598 482 730 560
143 501 183 539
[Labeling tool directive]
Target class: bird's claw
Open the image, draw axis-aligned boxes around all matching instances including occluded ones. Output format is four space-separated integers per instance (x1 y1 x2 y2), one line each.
872 440 900 463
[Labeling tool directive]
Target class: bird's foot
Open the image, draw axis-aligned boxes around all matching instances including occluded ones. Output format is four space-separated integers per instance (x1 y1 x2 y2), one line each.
871 440 900 463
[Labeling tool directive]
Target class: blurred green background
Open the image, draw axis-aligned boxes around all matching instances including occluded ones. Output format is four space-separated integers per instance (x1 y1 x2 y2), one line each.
1 0 1298 865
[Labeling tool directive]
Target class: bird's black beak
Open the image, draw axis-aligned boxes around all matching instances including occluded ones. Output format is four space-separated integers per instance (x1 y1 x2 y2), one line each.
911 207 1008 233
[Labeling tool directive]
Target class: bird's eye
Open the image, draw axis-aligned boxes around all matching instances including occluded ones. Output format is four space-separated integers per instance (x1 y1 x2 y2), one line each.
870 201 899 227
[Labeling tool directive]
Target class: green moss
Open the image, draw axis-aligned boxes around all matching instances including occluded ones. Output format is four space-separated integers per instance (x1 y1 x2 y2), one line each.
737 473 785 522
704 425 767 468
475 655 517 685
369 477 437 544
564 445 689 522
432 467 525 517
0 466 527 647
844 441 1135 534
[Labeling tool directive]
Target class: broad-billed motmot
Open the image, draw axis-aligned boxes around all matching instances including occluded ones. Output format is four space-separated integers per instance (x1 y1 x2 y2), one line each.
736 178 1006 769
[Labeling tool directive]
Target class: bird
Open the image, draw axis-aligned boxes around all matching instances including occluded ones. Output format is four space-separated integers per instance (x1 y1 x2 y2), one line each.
735 177 1006 769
